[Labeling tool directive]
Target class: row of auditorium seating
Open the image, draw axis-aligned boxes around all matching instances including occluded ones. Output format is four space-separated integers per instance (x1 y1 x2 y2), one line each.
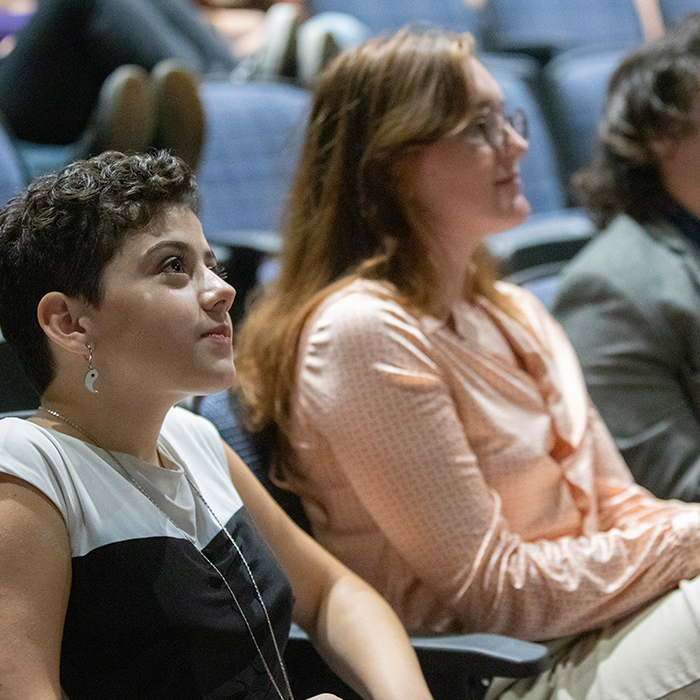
203 0 686 313
0 36 622 398
193 45 621 230
308 0 695 61
193 41 622 313
0 44 630 226
0 1 673 228
193 2 654 321
0 1 687 411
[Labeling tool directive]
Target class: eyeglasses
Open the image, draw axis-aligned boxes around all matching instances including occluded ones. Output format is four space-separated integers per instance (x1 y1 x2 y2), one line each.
461 108 528 149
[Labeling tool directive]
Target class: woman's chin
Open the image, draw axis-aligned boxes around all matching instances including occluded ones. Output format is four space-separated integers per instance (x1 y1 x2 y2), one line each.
502 197 532 232
512 194 532 223
485 202 532 237
197 365 237 397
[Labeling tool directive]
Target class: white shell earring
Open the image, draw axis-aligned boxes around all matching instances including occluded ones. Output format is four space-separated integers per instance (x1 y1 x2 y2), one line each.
84 344 99 393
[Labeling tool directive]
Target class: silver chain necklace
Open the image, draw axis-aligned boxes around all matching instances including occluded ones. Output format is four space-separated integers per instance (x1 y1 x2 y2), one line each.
40 406 294 700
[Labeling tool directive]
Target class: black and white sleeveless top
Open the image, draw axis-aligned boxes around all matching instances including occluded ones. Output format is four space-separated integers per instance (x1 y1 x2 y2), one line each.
0 407 294 700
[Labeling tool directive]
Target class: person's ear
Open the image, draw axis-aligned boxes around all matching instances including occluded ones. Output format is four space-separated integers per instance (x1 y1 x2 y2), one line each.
37 292 91 355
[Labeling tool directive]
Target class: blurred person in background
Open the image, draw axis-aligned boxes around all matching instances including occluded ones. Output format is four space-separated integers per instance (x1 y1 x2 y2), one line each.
0 0 237 168
553 13 700 503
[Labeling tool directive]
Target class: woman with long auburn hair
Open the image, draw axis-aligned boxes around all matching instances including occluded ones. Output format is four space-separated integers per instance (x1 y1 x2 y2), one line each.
236 29 516 434
230 28 700 699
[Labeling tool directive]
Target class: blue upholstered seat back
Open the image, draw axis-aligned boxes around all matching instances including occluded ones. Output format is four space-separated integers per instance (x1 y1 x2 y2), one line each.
488 209 594 308
309 0 481 38
197 81 310 239
658 0 700 26
480 0 643 59
544 45 627 186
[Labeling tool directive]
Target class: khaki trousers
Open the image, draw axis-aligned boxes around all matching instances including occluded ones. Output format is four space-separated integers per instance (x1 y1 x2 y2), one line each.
487 577 700 700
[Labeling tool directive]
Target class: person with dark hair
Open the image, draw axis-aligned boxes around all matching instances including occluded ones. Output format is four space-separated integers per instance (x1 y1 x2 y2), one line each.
0 0 237 168
552 13 700 502
224 27 700 698
0 150 436 700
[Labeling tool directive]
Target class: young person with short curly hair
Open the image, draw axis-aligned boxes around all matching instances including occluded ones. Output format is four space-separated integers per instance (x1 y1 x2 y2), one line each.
0 150 434 700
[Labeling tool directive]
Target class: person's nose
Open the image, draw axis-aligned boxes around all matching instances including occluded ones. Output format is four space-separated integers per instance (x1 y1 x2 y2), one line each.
202 269 236 314
503 122 528 161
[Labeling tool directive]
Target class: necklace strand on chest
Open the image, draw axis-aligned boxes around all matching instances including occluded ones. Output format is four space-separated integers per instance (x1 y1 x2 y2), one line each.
40 407 294 700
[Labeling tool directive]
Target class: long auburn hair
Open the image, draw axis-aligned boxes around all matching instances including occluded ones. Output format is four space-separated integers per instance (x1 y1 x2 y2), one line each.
235 28 519 443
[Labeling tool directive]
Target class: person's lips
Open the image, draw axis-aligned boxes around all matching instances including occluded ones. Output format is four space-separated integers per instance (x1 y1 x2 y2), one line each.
201 323 232 343
495 171 520 186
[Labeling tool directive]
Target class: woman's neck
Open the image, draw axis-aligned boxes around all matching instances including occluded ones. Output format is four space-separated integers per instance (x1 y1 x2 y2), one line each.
426 245 474 314
38 386 174 466
411 216 484 312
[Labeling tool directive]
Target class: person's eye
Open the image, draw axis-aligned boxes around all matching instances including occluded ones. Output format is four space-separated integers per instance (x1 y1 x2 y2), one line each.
475 118 491 138
162 256 187 274
464 117 489 141
464 117 487 136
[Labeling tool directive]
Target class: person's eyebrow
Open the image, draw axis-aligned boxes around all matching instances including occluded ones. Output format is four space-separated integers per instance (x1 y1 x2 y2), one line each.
141 240 217 268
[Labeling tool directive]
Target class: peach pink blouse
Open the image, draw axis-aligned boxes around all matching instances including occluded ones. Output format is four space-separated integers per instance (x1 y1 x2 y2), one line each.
288 279 700 641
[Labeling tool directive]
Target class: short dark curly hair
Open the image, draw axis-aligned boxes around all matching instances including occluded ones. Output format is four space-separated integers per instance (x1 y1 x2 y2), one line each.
0 150 199 394
575 12 700 228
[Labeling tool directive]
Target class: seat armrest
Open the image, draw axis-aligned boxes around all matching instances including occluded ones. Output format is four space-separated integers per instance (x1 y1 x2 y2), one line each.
287 625 550 681
410 633 551 679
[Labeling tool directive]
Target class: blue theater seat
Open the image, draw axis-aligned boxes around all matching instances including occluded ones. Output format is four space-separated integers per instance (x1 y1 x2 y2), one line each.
658 0 700 26
309 0 481 39
543 44 628 188
480 0 643 61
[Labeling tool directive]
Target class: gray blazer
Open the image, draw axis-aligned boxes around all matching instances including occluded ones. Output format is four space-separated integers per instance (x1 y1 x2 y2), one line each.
552 213 700 502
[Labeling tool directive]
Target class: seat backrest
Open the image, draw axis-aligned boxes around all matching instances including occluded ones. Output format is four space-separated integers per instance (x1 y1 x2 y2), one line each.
0 340 40 413
480 0 643 60
658 0 700 26
308 0 481 38
543 44 628 188
197 80 310 239
195 390 312 531
196 81 310 323
488 208 595 307
481 54 567 214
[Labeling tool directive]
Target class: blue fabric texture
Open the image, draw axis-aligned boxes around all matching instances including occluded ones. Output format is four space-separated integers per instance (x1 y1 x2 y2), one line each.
544 45 628 185
480 0 643 55
197 81 310 240
310 0 480 39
